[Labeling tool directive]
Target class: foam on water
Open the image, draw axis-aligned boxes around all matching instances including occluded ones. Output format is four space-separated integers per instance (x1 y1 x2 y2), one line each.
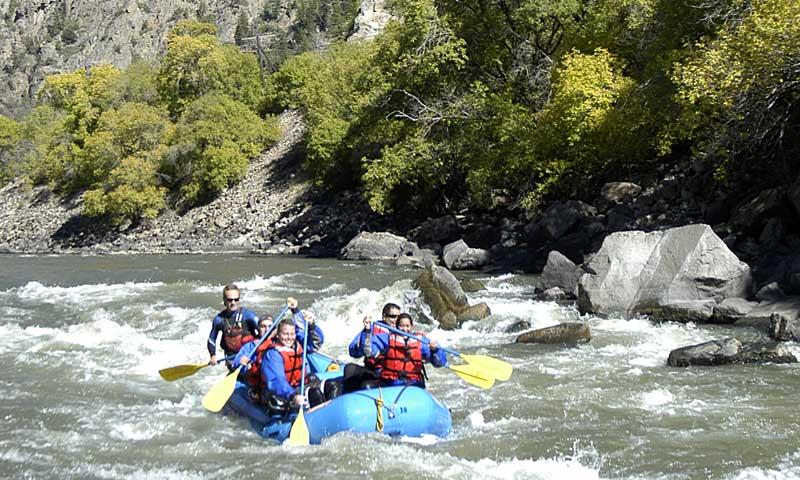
192 272 322 296
14 280 164 306
639 388 675 410
725 451 800 480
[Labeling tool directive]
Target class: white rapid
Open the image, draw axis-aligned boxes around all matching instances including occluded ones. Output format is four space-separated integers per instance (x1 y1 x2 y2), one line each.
1 254 799 479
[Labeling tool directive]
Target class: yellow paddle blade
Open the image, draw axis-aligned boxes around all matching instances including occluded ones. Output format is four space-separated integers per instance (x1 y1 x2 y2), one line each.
461 354 513 381
159 363 208 382
201 367 241 413
287 408 310 446
449 364 495 389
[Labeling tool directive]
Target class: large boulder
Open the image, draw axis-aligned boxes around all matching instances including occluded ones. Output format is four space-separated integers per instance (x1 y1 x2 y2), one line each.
516 323 591 345
414 266 491 329
577 224 752 319
540 250 582 296
667 338 797 367
339 232 421 261
442 239 491 270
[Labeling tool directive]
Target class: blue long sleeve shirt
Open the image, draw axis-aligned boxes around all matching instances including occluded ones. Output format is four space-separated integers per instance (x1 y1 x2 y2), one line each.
262 346 310 400
291 310 324 353
348 321 390 358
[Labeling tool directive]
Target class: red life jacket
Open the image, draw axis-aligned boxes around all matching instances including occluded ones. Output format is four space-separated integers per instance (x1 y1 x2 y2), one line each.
380 333 423 382
365 322 390 371
272 342 305 387
222 312 254 353
245 339 274 389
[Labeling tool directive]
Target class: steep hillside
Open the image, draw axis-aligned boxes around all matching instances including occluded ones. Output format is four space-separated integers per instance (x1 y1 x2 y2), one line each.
0 0 388 117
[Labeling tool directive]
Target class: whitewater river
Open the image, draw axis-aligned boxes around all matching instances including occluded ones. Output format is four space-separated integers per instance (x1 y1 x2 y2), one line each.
1 254 799 480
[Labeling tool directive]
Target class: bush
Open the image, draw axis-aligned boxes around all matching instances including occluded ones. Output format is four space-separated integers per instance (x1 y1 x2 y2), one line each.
170 93 279 203
82 154 167 223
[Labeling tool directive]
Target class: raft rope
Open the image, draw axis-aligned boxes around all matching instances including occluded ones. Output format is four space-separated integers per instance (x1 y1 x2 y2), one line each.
354 385 413 433
375 388 384 432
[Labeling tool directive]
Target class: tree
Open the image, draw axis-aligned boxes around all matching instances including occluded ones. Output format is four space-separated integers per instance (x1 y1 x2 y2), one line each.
169 93 279 204
158 20 263 116
670 0 800 179
0 114 22 183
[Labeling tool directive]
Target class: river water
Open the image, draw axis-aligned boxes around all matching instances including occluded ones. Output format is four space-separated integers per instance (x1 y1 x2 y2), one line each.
1 254 799 480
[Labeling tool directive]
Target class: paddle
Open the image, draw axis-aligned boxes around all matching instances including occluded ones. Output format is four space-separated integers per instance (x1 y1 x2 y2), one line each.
382 324 513 382
159 355 235 382
448 363 495 389
201 304 289 413
287 310 310 446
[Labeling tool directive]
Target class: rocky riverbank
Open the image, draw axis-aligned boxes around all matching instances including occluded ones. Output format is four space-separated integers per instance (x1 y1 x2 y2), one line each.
3 108 800 304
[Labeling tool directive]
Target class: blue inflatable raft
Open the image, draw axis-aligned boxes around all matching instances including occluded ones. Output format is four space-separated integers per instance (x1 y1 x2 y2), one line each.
223 353 452 444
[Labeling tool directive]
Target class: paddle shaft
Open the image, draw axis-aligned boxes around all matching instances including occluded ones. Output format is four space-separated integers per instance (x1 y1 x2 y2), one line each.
298 310 309 401
244 304 290 360
381 323 460 358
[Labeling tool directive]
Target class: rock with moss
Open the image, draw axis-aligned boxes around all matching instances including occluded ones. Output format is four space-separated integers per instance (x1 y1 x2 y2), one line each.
414 265 490 329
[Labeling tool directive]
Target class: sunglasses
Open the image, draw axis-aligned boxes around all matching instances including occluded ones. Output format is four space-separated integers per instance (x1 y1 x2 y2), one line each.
224 297 240 302
384 313 399 319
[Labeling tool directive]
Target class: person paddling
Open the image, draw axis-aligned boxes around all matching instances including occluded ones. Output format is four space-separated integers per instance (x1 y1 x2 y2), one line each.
207 284 260 370
344 302 401 392
261 318 327 414
232 314 276 402
371 313 447 389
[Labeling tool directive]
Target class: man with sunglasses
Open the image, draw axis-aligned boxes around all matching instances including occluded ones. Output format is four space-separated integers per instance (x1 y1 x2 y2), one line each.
207 284 260 370
343 302 401 392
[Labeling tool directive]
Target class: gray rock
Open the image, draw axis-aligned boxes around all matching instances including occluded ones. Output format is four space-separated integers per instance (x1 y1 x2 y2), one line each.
340 231 421 261
408 215 461 245
414 266 490 329
601 182 642 204
460 278 486 293
349 0 393 40
736 297 800 331
731 188 787 233
528 200 596 242
638 299 717 323
537 287 570 302
711 298 758 323
578 224 752 319
667 337 797 367
516 323 591 345
442 239 491 270
540 250 581 296
755 282 786 301
769 312 800 341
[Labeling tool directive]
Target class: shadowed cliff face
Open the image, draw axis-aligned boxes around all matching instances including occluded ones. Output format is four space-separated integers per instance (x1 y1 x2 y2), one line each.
0 0 270 117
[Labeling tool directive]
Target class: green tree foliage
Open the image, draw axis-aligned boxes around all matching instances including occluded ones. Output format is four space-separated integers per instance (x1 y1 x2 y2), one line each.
169 93 279 204
0 115 23 184
670 0 800 176
10 20 279 221
82 154 167 223
266 40 384 185
158 20 263 116
108 60 161 107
